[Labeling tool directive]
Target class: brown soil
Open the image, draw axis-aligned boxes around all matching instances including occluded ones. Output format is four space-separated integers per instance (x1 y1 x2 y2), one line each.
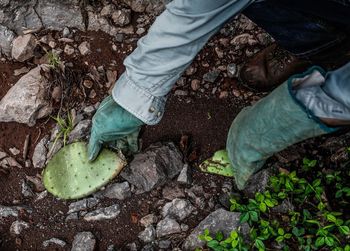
0 27 248 250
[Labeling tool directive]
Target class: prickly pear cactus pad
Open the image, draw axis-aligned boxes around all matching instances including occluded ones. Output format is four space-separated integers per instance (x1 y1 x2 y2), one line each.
43 142 127 200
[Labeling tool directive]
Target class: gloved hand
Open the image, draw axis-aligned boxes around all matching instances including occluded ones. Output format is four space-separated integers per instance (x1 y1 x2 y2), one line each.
88 96 144 161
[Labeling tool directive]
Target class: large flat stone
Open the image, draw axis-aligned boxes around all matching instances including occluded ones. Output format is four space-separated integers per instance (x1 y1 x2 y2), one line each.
0 65 52 126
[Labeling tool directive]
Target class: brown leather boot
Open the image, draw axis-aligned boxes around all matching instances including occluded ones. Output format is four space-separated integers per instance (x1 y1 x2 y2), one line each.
239 44 310 92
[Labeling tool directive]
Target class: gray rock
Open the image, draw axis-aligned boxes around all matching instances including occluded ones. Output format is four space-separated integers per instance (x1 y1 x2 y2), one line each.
141 244 155 251
227 63 238 78
158 240 171 249
0 156 22 168
0 66 52 126
100 4 116 17
84 204 120 221
10 220 29 235
32 135 49 169
203 70 220 83
103 181 131 200
177 164 192 184
271 200 295 214
21 180 34 197
106 244 116 251
140 214 158 227
68 197 100 214
0 25 15 57
42 238 67 248
162 185 185 201
78 41 91 56
112 9 131 27
0 205 30 218
243 168 274 198
161 198 194 221
183 209 249 250
11 34 36 62
68 119 92 143
0 151 7 160
138 225 156 243
62 27 70 37
121 142 184 193
65 212 79 221
156 217 181 238
125 242 138 251
122 0 165 14
13 66 30 76
71 232 96 251
36 0 84 31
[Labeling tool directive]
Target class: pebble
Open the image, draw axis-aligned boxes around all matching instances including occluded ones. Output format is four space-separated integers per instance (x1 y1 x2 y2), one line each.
185 66 197 76
64 44 75 55
0 151 7 160
112 9 131 26
68 197 100 214
115 34 124 43
21 180 34 197
138 225 156 243
51 86 62 103
71 232 96 251
62 27 70 37
174 90 188 96
140 214 158 227
158 240 171 249
161 198 194 221
219 91 228 99
13 67 30 76
78 41 91 56
89 89 97 99
227 63 237 78
103 181 132 200
136 28 146 35
83 79 94 89
84 204 120 221
32 136 49 169
162 185 185 201
177 164 192 184
10 220 29 235
156 217 181 238
203 70 220 83
42 238 67 248
9 147 20 156
190 79 200 91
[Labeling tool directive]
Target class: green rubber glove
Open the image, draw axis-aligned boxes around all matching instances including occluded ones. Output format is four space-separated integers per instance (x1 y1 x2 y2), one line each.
88 96 144 161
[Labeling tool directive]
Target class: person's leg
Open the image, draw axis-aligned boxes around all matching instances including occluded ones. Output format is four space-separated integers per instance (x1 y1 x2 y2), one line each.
240 0 350 91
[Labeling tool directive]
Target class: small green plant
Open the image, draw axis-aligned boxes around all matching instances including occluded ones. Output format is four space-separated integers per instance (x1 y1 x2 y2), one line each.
47 51 61 68
51 112 74 146
302 157 317 171
197 229 248 251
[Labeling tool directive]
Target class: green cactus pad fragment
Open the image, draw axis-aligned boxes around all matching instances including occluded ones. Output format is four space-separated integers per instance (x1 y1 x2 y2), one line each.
43 142 127 200
199 149 234 177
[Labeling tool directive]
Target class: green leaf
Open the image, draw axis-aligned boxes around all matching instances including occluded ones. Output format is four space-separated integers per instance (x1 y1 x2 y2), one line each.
205 236 213 242
216 232 224 241
240 212 249 223
278 228 285 236
327 214 337 223
315 237 325 247
250 211 259 222
276 236 284 243
230 231 238 239
231 239 239 248
204 229 210 236
259 202 267 213
255 239 265 250
265 199 275 208
325 237 335 247
284 233 292 239
339 225 350 235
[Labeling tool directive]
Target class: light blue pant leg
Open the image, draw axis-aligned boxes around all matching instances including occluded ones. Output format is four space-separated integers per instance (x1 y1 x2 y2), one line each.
113 0 253 125
294 61 350 121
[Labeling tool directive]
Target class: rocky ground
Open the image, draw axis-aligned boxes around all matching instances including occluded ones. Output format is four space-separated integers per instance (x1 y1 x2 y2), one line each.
0 1 349 251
